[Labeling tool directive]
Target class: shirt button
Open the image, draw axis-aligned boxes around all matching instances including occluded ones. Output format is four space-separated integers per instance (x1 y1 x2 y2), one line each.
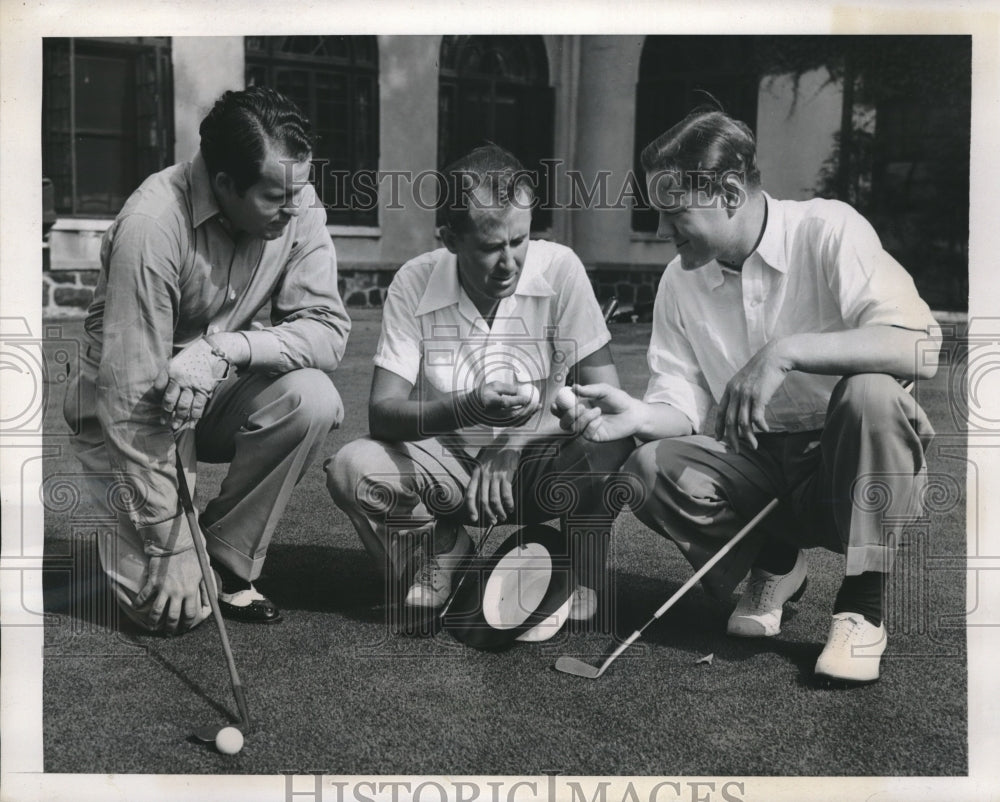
208 325 219 334
229 289 237 301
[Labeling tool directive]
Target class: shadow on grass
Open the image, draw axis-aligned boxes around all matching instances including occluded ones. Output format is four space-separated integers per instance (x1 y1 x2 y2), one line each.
42 535 271 730
606 572 824 672
41 530 385 622
253 543 385 624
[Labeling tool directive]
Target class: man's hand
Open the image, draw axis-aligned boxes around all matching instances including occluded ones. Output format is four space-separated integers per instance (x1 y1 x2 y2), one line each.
155 338 230 431
715 340 790 452
471 380 541 427
134 548 211 634
552 383 644 442
465 447 521 525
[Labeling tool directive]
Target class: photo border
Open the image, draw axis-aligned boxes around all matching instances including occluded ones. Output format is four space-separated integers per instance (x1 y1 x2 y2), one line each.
2 2 998 800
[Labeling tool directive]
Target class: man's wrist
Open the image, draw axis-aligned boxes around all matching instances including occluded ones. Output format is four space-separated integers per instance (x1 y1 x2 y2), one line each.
139 515 196 556
455 388 489 427
204 331 251 368
768 336 796 374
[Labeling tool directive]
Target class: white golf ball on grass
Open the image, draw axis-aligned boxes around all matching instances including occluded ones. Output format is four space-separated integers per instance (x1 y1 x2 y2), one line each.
215 726 244 755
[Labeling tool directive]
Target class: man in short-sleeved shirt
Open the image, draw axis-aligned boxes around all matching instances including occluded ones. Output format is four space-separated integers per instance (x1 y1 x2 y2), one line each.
374 238 612 455
65 88 350 633
327 145 632 629
556 110 939 685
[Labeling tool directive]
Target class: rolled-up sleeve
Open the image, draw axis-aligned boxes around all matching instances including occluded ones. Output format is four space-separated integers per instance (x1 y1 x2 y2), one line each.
243 194 352 374
643 271 714 433
96 214 193 553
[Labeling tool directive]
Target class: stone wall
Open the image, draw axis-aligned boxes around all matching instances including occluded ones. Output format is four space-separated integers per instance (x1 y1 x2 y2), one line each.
588 265 662 310
41 260 667 317
43 266 101 318
339 265 395 308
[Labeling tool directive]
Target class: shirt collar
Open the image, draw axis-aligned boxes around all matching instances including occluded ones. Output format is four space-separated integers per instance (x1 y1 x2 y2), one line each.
703 191 786 290
414 240 556 317
753 192 788 275
190 152 222 228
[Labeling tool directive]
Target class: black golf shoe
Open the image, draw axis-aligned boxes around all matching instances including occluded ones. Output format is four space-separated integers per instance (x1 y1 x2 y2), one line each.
217 586 283 624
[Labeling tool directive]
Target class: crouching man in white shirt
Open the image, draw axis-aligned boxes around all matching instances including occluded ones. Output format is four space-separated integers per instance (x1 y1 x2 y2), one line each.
326 144 634 630
555 109 939 685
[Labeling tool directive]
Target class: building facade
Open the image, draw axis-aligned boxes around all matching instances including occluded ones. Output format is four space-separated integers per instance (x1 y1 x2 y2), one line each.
42 35 969 315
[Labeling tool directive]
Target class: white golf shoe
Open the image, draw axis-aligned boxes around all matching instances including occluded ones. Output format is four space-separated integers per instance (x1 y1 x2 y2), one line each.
727 550 808 637
404 525 472 608
814 612 887 685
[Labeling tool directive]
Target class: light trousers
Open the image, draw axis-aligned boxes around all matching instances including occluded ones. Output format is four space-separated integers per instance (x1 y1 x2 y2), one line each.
70 363 342 631
325 433 635 600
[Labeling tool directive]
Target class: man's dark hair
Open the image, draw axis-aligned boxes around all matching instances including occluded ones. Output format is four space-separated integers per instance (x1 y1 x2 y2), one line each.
640 108 761 196
440 144 535 234
199 87 314 194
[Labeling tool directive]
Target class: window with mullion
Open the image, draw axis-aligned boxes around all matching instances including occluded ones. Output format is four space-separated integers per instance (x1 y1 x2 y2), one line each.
438 36 554 231
246 36 380 227
42 37 173 217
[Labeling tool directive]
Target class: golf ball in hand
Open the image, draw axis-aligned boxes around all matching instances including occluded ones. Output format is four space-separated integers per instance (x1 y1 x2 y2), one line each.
554 386 577 413
216 726 244 755
518 382 540 409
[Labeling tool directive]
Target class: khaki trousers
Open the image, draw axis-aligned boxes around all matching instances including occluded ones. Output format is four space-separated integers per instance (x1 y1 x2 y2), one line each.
69 360 342 631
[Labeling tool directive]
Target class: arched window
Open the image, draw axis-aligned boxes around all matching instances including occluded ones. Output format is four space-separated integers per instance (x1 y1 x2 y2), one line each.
632 36 758 232
438 35 554 230
247 36 379 227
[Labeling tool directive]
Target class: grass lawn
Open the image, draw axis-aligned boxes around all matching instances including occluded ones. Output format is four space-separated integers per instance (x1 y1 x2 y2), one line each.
39 310 968 777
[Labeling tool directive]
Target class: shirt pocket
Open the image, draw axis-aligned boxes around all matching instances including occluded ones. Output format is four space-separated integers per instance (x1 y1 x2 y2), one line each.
422 337 479 396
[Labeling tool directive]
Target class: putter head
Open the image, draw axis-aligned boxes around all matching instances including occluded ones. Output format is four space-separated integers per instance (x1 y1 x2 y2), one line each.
192 718 247 743
193 724 226 743
553 655 605 679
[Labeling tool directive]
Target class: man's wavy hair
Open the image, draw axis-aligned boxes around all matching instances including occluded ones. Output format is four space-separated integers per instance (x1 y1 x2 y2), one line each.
640 106 761 198
199 87 314 194
440 143 535 235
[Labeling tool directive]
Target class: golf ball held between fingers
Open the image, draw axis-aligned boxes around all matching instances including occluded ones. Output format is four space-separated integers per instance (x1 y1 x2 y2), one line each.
216 726 244 755
518 381 541 409
554 386 577 413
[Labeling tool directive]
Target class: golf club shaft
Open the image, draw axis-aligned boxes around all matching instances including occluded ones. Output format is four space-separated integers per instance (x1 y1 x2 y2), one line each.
648 496 780 622
567 495 781 677
439 522 495 619
175 451 251 728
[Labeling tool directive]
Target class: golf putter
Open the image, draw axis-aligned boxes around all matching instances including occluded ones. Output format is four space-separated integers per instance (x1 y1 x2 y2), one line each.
173 451 252 740
439 522 496 620
557 381 917 678
554 495 780 679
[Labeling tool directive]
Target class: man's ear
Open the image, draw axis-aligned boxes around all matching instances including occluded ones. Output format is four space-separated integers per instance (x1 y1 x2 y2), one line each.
212 171 236 200
439 224 459 254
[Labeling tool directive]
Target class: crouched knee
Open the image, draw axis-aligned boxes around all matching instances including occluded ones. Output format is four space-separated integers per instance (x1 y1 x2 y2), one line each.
325 438 408 519
280 369 344 436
